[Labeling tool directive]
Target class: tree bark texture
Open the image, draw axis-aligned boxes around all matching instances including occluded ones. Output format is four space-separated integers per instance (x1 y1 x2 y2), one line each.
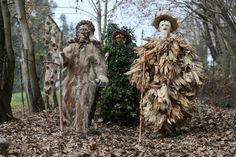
15 0 44 113
97 0 102 42
0 0 14 123
0 2 4 88
102 0 108 44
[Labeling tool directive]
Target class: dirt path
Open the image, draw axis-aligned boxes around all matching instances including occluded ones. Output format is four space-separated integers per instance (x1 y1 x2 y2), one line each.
0 103 235 156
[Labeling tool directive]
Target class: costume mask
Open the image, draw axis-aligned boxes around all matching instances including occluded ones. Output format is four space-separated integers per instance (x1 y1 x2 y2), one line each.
115 33 126 43
77 24 91 41
159 20 171 39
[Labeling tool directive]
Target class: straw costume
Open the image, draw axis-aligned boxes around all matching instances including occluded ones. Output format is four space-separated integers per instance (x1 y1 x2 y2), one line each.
125 10 205 134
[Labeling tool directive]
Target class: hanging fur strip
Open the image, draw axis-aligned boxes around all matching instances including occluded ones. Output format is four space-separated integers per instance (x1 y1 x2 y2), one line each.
125 34 206 134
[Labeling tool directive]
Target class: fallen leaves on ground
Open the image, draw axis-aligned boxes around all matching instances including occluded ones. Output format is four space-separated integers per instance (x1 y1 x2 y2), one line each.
0 102 235 157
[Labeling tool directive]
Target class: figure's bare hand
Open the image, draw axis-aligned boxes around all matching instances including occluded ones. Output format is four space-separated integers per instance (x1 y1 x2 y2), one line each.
95 79 107 88
95 75 109 88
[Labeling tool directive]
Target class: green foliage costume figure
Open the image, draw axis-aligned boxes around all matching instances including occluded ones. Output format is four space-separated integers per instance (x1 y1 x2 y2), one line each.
98 23 140 125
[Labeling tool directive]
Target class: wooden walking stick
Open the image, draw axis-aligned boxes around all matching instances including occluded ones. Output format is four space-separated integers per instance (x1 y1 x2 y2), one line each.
59 65 64 134
139 53 146 144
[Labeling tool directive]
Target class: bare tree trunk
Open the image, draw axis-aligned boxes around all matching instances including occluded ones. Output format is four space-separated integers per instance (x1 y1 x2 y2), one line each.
190 18 208 69
85 0 111 44
215 0 236 37
97 0 102 42
232 56 236 81
15 0 44 113
19 63 26 117
21 50 33 113
202 21 218 61
0 0 14 123
223 52 231 76
102 0 108 44
0 3 4 88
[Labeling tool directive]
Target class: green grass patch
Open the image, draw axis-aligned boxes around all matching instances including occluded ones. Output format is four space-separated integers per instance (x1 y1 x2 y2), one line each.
11 91 60 119
11 92 27 108
11 91 60 109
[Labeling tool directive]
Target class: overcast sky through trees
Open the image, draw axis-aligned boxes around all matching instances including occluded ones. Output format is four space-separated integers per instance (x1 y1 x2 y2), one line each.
53 0 156 45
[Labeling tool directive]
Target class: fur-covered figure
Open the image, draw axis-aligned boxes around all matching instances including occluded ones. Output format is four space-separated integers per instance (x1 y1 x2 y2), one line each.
60 20 108 133
125 10 205 135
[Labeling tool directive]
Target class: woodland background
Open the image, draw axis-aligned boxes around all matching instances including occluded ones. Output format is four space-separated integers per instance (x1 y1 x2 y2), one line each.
0 0 235 156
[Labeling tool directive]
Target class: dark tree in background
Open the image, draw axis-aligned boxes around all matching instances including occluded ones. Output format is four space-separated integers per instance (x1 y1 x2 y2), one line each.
98 23 139 125
0 0 15 123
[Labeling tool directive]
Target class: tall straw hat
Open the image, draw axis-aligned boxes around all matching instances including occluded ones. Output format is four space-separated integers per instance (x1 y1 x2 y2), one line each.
151 10 179 32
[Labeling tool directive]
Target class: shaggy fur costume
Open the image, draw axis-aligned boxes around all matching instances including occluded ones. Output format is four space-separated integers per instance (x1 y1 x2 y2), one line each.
61 40 108 133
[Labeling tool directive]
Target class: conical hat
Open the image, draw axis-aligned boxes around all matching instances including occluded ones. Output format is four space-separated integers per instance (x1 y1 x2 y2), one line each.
151 10 179 32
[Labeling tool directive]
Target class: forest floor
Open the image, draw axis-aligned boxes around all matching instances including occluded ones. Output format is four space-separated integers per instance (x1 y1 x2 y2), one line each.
0 101 236 157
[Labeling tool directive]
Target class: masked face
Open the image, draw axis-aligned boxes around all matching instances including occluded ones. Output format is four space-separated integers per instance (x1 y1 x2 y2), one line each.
115 33 126 43
76 24 91 41
159 20 171 35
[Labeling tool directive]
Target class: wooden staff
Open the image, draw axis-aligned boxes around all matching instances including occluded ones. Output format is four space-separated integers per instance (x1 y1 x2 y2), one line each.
139 54 146 144
59 65 63 134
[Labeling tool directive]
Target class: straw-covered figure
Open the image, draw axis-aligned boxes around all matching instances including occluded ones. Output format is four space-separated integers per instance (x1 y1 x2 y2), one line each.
125 10 206 135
